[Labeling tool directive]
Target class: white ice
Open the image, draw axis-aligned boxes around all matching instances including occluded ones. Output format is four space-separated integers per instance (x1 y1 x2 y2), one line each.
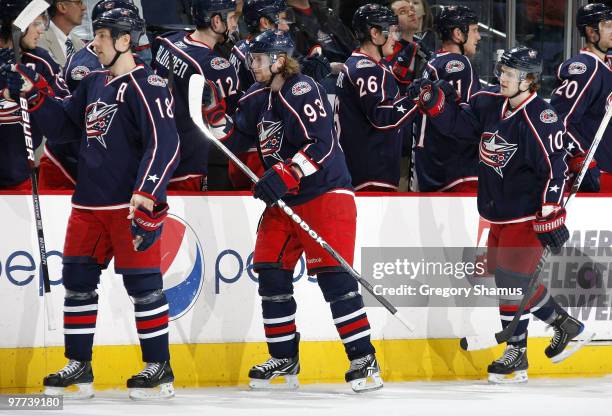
20 377 612 416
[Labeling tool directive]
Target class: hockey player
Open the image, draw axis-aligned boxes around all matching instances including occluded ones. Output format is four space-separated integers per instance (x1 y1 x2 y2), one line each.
412 5 481 192
228 0 291 189
551 3 612 192
335 3 419 191
205 29 382 392
0 0 69 190
416 47 591 383
151 0 240 191
1 7 180 399
40 0 140 191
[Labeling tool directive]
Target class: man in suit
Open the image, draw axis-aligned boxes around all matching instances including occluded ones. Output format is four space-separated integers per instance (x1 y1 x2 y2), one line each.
38 0 87 67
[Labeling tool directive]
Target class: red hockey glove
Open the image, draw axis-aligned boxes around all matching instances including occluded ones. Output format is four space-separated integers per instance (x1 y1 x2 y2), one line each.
0 63 53 110
202 79 227 126
253 162 301 206
391 42 418 84
130 202 169 251
416 80 446 117
568 152 596 174
533 205 569 254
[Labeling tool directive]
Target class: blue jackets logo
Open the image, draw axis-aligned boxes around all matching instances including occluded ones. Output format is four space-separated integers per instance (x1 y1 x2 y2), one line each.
85 100 119 149
479 131 518 177
160 214 205 320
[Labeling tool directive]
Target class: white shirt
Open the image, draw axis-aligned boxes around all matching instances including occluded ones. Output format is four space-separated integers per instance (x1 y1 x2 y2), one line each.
49 20 69 59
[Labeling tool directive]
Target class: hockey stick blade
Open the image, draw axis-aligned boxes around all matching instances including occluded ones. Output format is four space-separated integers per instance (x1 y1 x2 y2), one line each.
188 74 415 332
13 0 50 33
460 104 612 351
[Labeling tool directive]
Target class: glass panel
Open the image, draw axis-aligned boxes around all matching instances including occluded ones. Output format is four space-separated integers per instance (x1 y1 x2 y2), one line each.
515 0 567 96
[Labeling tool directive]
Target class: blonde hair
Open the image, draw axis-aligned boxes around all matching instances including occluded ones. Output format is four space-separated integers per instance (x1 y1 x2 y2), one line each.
279 55 301 78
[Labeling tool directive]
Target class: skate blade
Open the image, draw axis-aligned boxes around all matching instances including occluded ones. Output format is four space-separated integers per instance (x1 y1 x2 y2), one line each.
129 382 175 400
487 370 528 384
551 331 596 364
249 375 299 390
350 372 384 393
44 383 94 400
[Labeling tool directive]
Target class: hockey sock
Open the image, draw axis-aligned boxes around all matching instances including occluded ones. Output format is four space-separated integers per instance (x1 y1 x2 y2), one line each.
64 293 99 362
133 292 170 363
530 285 565 323
262 295 298 358
500 305 530 348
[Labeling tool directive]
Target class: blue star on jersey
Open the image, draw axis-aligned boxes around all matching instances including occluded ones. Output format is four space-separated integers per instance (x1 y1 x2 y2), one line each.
479 131 518 177
85 100 118 149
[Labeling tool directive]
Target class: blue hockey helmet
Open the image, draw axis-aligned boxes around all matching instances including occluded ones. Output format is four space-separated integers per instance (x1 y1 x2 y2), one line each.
352 3 398 41
247 29 294 70
576 3 612 37
242 0 290 33
495 46 542 82
93 7 145 47
434 5 478 41
92 0 138 23
191 0 236 28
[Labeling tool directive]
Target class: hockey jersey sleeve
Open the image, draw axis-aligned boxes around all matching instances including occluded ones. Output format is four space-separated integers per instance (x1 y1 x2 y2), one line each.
130 77 180 201
523 109 568 207
25 51 70 99
219 85 265 155
550 56 599 147
30 74 91 143
345 61 418 130
277 79 336 174
427 54 480 104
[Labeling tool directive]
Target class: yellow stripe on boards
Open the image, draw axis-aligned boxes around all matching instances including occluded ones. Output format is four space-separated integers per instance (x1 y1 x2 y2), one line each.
1 338 610 393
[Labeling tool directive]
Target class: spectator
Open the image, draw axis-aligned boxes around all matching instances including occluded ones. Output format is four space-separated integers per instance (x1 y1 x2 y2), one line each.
38 0 87 67
412 0 432 33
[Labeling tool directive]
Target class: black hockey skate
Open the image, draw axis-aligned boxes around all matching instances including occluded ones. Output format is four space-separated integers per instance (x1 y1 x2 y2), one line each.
345 354 383 393
127 361 175 400
545 313 594 363
248 354 300 390
43 360 94 399
487 344 528 384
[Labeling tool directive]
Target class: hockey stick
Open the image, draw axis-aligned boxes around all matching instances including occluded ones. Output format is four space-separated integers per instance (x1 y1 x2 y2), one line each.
11 0 55 331
460 104 612 351
187 74 415 332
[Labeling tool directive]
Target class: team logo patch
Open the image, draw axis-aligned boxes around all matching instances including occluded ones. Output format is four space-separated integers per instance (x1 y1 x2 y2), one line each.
147 74 167 87
445 59 465 73
175 41 188 49
479 131 518 177
291 81 312 96
540 109 558 123
258 120 284 162
70 65 90 81
356 59 376 69
85 99 119 149
211 57 231 70
568 62 587 75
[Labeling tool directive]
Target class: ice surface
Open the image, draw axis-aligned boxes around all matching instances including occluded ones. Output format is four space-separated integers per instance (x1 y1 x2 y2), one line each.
19 377 612 416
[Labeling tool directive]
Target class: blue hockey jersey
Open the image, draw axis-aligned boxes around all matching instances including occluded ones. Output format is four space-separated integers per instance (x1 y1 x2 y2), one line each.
32 65 180 208
0 47 69 187
223 73 352 206
230 38 255 92
152 31 241 179
413 51 481 191
428 87 568 223
550 49 612 172
335 50 418 190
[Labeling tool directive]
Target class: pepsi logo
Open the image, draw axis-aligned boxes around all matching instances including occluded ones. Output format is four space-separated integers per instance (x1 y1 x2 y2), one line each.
161 214 204 321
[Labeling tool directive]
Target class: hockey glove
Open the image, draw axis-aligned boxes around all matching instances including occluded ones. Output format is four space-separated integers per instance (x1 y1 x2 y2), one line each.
568 152 596 173
406 78 425 101
202 79 227 126
391 42 418 84
568 152 600 192
416 80 446 117
253 162 301 206
436 79 459 103
130 202 169 252
300 54 332 82
0 63 53 108
533 205 569 254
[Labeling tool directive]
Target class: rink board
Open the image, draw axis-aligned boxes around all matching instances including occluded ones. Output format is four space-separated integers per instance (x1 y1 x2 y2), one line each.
1 193 612 390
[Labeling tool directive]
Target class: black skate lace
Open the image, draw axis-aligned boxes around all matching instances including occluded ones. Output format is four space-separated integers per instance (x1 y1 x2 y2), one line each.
349 355 371 370
58 360 81 377
257 357 289 371
496 346 520 365
136 363 161 379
